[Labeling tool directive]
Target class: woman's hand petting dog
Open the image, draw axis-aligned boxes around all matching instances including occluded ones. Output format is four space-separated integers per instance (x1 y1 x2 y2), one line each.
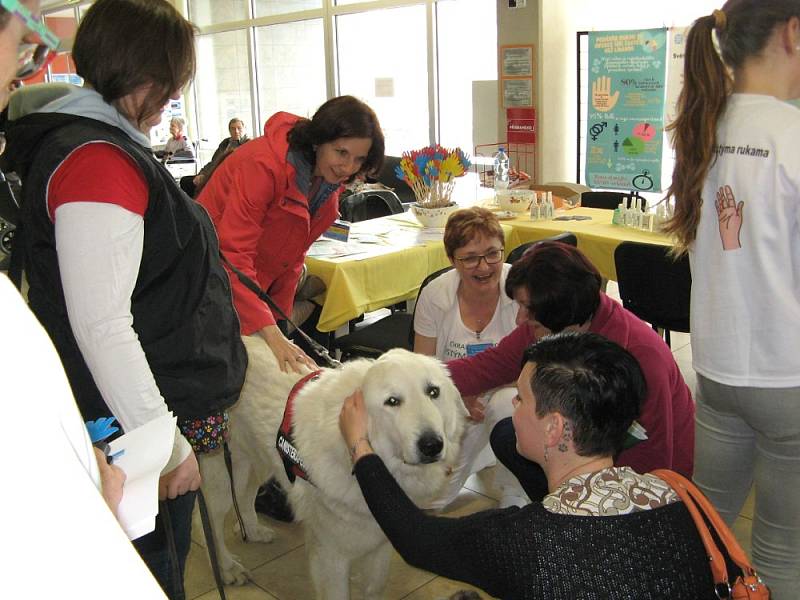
340 390 373 463
462 394 485 422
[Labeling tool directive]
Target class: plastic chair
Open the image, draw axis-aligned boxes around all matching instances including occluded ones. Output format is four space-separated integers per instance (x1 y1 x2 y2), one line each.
614 241 691 347
370 156 416 204
335 266 453 361
339 189 404 222
505 231 578 264
581 191 647 211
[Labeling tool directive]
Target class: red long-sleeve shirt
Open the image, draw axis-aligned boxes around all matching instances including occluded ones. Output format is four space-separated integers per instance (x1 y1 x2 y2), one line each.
447 293 695 477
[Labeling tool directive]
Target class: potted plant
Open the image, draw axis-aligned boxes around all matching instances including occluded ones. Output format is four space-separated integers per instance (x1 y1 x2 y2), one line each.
395 144 471 228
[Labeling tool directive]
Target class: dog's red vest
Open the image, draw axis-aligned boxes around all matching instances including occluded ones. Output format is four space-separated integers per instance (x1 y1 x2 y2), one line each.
276 370 321 484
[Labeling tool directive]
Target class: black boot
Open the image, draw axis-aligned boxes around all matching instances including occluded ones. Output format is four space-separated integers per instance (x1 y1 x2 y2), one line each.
254 478 295 523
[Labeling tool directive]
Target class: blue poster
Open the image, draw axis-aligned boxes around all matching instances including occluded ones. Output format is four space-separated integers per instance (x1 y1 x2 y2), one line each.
585 28 667 193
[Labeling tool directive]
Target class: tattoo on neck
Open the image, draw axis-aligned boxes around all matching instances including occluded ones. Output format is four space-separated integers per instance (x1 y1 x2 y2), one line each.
558 421 573 453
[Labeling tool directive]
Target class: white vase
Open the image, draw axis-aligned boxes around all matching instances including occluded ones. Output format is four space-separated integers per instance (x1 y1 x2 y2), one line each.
410 202 459 228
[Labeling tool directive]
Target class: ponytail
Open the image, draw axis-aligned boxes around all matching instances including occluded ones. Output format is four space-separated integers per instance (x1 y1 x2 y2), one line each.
664 13 731 254
665 0 800 254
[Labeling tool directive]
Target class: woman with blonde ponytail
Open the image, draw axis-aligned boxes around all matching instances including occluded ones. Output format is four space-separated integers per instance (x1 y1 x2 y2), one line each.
667 2 800 597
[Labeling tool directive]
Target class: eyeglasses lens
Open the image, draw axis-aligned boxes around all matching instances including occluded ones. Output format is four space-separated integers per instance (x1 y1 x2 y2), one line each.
17 43 53 80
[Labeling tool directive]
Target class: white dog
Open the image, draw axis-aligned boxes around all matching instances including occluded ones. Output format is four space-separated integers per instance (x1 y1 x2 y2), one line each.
199 336 466 599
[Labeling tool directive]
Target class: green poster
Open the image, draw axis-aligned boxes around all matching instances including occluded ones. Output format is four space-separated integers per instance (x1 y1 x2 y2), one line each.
585 28 667 193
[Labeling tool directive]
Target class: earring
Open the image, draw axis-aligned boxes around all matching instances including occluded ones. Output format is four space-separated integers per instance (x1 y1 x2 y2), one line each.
543 446 549 463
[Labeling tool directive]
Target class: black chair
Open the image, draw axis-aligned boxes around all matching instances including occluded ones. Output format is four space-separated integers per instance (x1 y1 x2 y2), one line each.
370 155 416 205
505 231 578 264
581 191 646 211
335 266 453 361
339 189 403 222
614 241 691 347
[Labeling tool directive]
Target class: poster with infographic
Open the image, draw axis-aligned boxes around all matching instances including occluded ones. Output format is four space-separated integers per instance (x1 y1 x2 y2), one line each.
585 28 667 193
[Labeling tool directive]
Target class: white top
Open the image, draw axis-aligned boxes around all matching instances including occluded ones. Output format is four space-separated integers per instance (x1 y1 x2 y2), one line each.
414 265 518 361
690 94 800 387
0 275 166 598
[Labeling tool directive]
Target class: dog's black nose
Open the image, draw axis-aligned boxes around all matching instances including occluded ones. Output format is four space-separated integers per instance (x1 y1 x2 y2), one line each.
417 431 444 462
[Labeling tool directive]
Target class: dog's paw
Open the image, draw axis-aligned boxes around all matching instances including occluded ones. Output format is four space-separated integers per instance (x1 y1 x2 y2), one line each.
222 558 251 586
235 520 276 544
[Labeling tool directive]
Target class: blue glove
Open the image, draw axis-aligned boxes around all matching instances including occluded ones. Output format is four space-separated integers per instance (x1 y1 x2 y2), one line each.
84 416 119 443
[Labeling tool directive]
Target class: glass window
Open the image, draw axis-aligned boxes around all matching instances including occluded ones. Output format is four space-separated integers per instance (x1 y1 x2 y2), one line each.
188 0 249 28
336 5 429 155
193 30 254 166
254 0 321 19
436 0 497 153
37 9 79 86
255 19 327 124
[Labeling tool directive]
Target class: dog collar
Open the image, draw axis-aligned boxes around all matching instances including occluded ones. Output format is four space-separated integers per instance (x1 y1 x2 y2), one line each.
276 370 321 485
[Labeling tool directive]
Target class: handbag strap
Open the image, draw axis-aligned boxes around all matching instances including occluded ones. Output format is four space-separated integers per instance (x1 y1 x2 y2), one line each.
654 469 757 588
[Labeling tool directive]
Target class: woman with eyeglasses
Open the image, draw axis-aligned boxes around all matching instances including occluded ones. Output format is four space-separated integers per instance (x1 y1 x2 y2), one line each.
3 1 247 598
413 207 525 510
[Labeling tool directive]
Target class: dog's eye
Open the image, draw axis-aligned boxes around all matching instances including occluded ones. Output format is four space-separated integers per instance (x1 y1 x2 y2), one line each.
426 385 440 399
384 396 402 407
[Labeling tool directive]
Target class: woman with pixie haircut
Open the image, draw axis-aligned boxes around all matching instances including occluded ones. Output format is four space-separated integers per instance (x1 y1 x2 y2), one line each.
4 1 246 597
413 207 523 510
340 332 718 599
666 2 800 595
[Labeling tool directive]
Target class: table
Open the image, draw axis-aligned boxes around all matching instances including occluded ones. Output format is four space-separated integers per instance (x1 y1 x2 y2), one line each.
305 214 519 332
503 207 672 281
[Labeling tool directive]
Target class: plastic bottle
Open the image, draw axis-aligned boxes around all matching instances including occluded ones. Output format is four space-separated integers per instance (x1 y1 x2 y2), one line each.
493 147 509 191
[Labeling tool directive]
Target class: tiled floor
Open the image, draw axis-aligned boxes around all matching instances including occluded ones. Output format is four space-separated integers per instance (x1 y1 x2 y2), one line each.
184 283 755 600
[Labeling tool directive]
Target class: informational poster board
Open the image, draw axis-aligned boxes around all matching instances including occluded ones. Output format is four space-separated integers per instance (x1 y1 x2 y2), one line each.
584 28 667 193
500 45 534 108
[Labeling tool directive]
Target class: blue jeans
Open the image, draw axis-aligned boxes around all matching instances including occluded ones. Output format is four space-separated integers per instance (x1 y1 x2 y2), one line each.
133 491 196 600
694 374 800 600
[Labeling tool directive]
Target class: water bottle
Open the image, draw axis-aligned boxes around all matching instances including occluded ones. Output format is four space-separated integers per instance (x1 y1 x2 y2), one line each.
493 147 509 190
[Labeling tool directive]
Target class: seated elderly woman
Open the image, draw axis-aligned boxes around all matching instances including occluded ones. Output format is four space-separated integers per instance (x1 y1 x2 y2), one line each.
339 332 717 599
413 206 525 509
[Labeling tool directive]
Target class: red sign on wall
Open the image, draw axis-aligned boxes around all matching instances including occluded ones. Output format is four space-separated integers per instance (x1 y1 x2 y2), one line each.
506 108 536 143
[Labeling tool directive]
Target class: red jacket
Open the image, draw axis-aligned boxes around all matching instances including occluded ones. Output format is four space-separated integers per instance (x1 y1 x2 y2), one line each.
198 112 341 334
448 293 695 477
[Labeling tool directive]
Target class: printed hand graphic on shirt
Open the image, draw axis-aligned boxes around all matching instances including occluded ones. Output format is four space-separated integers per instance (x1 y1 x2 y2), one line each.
591 76 620 112
715 185 744 251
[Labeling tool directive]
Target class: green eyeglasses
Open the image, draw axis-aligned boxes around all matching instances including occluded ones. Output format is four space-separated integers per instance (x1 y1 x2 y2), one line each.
0 0 61 80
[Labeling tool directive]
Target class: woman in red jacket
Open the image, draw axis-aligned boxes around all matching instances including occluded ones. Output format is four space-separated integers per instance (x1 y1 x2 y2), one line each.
198 96 384 372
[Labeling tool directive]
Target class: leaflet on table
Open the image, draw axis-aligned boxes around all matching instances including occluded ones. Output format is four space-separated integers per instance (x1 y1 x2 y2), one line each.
107 412 176 540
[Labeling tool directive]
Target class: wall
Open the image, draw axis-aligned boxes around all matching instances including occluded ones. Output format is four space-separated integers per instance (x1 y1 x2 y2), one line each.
534 0 721 183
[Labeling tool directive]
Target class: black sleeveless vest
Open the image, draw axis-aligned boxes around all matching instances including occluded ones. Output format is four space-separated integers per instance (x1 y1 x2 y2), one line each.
8 113 246 422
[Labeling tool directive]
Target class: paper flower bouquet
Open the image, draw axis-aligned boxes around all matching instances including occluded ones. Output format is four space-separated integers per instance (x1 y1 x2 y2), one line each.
395 144 472 209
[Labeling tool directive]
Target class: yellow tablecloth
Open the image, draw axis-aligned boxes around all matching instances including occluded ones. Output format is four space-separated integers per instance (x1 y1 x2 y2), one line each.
306 215 519 332
505 207 673 281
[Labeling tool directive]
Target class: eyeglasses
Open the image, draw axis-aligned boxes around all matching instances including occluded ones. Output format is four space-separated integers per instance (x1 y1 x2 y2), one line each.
454 248 504 269
0 0 61 80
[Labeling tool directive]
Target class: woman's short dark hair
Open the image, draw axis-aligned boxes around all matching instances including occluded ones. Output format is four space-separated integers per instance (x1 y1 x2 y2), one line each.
522 331 645 457
505 242 601 332
443 207 504 259
72 0 196 128
288 95 384 179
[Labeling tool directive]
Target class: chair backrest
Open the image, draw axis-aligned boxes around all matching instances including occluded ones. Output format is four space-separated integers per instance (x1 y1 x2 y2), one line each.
505 231 578 264
614 242 691 333
581 191 647 211
339 189 404 223
373 155 416 204
409 266 454 347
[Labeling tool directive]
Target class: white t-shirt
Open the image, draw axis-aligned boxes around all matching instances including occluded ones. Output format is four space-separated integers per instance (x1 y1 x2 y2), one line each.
0 275 166 598
690 94 800 387
414 265 518 361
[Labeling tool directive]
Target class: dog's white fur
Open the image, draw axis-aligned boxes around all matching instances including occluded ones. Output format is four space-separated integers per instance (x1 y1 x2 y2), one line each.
199 336 465 599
